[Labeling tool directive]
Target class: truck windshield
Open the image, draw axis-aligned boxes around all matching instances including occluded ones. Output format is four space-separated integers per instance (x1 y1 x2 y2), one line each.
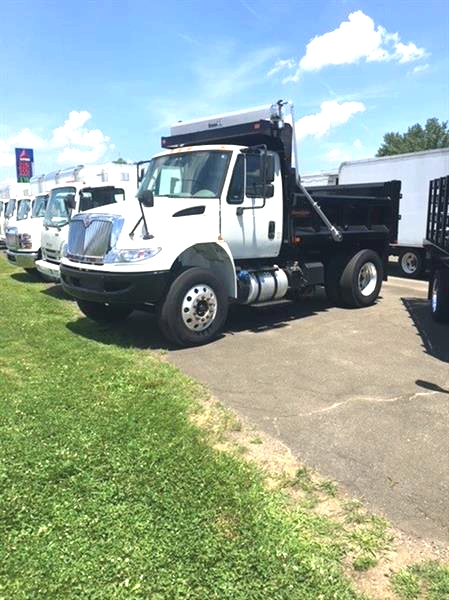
79 187 125 211
32 194 48 218
5 199 16 219
44 187 76 228
17 199 32 221
139 151 231 198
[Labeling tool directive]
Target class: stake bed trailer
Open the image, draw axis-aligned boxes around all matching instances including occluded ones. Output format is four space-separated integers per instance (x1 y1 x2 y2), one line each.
60 101 401 346
425 176 449 323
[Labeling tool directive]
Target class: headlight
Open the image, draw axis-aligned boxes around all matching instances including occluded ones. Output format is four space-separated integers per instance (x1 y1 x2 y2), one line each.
19 233 32 249
104 247 162 263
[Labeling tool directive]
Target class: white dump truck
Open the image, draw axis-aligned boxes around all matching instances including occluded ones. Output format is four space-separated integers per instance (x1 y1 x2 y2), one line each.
60 101 401 347
425 176 449 323
35 163 138 281
337 149 449 277
5 175 50 271
0 183 31 247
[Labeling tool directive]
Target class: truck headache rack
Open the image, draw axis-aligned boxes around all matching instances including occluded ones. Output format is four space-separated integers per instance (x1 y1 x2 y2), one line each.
426 176 449 255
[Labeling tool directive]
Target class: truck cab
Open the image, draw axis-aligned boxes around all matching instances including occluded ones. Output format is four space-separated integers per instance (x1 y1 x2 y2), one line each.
36 163 137 281
61 101 400 347
6 193 49 270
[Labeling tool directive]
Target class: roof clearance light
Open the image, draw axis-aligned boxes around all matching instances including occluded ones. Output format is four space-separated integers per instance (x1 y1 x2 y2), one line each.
253 123 261 130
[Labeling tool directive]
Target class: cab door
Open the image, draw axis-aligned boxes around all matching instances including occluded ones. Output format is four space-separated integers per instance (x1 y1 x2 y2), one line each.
220 151 283 259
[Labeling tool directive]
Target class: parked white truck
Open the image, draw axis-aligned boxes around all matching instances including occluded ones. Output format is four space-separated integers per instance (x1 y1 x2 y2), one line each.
337 149 449 277
60 101 401 347
0 183 31 247
35 163 138 281
5 175 49 271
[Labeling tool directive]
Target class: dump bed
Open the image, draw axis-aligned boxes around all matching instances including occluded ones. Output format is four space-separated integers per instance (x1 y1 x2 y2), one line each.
290 181 401 246
426 175 449 256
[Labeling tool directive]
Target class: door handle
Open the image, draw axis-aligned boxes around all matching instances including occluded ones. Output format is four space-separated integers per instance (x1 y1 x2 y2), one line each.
268 221 275 239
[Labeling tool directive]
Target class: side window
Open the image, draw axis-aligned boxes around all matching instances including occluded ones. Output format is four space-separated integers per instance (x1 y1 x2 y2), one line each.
227 155 244 204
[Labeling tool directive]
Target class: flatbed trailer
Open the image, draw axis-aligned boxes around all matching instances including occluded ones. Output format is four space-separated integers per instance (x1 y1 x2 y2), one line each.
425 175 449 323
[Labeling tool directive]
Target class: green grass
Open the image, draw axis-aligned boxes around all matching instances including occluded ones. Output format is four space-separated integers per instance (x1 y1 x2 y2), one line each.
392 562 449 599
0 255 431 599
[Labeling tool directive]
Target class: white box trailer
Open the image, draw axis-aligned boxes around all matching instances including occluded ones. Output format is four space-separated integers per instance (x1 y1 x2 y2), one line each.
338 148 449 277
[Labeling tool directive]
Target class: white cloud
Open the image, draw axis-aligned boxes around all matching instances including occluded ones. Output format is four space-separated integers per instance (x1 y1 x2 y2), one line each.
296 100 366 139
353 139 362 148
267 58 296 78
271 11 427 82
412 63 430 74
0 110 113 170
326 148 350 161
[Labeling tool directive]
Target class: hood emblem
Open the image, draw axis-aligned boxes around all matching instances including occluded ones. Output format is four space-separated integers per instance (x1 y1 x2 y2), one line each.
81 215 93 228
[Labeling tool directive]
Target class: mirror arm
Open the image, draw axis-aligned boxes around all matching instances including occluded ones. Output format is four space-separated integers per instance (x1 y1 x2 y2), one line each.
138 200 153 240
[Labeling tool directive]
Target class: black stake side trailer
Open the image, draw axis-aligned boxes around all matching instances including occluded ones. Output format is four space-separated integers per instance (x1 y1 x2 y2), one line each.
425 175 449 323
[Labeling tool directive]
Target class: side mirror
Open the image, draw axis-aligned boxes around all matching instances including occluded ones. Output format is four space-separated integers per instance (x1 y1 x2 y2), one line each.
246 183 274 199
138 189 154 208
264 154 275 183
64 194 76 210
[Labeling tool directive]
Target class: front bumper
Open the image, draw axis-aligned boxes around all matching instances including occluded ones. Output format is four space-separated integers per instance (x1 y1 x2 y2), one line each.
35 259 61 282
7 250 39 269
60 264 171 305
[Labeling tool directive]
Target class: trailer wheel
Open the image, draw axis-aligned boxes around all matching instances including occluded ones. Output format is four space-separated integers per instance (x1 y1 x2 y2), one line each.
340 250 383 308
77 300 133 323
158 267 229 347
398 249 423 278
430 269 449 324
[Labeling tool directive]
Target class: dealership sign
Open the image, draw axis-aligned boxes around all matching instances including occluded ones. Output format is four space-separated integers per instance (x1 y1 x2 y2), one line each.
15 148 34 183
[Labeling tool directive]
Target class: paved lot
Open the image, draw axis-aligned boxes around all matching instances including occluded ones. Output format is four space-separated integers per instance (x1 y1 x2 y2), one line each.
167 276 449 544
60 266 448 544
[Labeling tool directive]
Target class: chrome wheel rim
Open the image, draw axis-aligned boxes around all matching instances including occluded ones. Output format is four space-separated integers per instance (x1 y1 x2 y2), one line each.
401 252 418 274
358 262 378 297
431 277 438 313
182 284 218 332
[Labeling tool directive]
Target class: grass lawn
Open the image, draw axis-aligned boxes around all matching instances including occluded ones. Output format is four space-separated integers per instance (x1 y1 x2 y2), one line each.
0 255 447 599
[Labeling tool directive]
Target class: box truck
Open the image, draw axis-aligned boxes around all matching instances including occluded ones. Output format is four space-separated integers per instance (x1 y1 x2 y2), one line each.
35 163 138 281
338 149 449 277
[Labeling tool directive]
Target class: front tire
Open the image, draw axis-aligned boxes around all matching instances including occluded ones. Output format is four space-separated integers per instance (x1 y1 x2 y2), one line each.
77 300 133 323
430 269 449 324
158 267 229 347
340 249 383 308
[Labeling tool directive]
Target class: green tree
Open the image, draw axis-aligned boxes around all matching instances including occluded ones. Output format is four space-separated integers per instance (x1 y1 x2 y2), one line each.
376 118 449 156
112 157 128 164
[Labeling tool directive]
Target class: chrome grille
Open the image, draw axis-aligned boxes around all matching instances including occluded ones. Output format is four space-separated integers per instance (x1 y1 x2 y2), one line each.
44 248 60 263
67 217 113 264
5 228 18 250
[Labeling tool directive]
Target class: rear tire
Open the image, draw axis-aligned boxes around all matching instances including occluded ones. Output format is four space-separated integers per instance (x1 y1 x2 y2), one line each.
340 250 383 308
158 267 228 347
430 269 449 323
398 249 424 278
77 300 133 323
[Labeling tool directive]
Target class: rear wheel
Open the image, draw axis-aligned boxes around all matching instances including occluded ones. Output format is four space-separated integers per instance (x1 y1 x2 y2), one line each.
340 250 383 308
77 300 133 323
158 267 229 347
398 249 424 278
430 269 449 323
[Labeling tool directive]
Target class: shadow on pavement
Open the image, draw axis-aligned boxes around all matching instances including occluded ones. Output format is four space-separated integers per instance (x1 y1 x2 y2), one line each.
402 297 449 364
66 294 332 351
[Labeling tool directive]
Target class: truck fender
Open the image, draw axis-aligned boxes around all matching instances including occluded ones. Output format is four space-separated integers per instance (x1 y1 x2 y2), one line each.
171 241 237 299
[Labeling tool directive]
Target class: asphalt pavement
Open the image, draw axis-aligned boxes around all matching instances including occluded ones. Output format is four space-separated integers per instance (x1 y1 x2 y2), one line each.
168 275 449 543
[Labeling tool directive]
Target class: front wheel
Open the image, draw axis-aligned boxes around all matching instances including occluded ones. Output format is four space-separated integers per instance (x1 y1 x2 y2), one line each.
158 267 229 347
77 300 133 323
430 270 449 324
340 250 383 308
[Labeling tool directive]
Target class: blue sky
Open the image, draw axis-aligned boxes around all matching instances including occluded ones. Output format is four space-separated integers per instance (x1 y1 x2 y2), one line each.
0 0 448 183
